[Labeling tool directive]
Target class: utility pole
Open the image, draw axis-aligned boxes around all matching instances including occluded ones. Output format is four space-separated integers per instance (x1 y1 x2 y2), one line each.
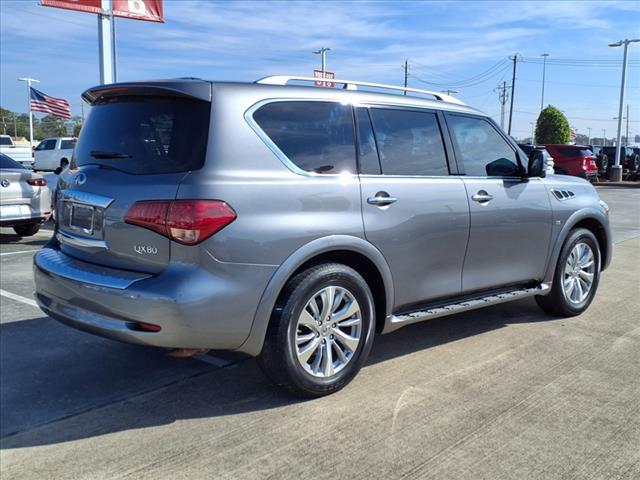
313 47 331 76
494 81 509 129
540 53 549 111
530 122 535 143
609 38 639 181
18 77 40 147
507 54 518 135
442 89 458 96
13 112 17 138
602 129 606 146
403 59 408 95
587 127 591 145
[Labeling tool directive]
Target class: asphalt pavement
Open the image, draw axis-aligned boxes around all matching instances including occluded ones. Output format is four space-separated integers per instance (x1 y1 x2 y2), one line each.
0 186 638 479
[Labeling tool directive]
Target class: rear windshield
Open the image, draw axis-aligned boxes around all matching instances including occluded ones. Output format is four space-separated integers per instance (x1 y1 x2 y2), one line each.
553 146 593 156
0 153 25 169
73 96 210 175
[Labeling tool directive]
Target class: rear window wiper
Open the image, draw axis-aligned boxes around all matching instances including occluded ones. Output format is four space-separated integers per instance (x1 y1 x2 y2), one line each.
90 150 132 159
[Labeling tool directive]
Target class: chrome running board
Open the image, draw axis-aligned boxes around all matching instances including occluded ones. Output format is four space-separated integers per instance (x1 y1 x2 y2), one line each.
382 283 551 334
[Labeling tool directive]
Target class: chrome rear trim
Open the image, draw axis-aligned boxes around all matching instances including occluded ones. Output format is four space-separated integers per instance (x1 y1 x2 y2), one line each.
35 246 151 289
56 230 108 250
383 283 551 334
63 189 114 209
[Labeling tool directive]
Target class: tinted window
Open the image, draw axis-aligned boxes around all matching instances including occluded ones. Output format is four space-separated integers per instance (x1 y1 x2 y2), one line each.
447 115 519 176
60 140 76 150
0 137 12 146
253 101 355 174
0 153 25 169
356 108 381 174
369 108 448 176
73 97 210 175
553 146 593 157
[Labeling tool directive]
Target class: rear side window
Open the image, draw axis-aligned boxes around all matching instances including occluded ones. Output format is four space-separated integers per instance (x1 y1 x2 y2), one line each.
369 108 448 176
0 137 12 146
447 115 519 177
60 140 76 150
0 153 25 169
73 97 210 175
253 101 356 174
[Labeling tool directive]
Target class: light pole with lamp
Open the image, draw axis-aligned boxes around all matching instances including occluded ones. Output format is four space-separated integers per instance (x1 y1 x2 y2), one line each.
609 38 639 181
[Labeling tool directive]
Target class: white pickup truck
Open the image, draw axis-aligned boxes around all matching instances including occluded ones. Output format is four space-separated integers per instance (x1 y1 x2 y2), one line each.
0 135 33 167
33 137 76 172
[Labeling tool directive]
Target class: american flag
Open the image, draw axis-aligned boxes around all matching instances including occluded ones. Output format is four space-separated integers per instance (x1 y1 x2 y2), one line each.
30 87 71 119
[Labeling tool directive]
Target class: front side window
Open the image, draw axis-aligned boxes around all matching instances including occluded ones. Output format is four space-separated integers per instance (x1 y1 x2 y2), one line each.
369 108 448 176
447 115 519 177
253 101 356 174
38 139 56 151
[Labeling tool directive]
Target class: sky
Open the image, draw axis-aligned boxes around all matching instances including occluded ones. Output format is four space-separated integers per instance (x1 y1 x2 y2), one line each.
1 0 639 142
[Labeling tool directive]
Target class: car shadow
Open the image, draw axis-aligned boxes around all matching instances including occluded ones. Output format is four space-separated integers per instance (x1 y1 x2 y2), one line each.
0 232 51 246
0 298 561 450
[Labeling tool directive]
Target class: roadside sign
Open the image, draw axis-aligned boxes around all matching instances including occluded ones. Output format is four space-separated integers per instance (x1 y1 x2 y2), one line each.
314 70 335 88
42 0 164 23
65 122 74 136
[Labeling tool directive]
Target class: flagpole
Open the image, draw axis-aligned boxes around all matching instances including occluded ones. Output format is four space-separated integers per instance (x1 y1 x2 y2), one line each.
18 77 40 147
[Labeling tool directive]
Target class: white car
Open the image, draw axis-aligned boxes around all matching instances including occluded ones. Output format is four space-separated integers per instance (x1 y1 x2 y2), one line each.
0 153 51 236
0 134 33 167
34 137 76 172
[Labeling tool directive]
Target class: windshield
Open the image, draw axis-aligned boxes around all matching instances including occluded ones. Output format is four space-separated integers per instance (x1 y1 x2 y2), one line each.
0 153 26 169
73 96 210 175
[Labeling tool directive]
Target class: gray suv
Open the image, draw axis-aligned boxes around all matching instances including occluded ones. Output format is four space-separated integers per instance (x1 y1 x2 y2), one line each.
33 76 612 397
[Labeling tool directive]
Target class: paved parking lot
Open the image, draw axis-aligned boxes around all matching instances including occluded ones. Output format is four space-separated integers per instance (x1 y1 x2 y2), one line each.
1 186 639 479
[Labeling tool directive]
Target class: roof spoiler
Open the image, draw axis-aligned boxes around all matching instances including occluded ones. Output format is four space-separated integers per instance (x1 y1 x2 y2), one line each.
82 79 212 105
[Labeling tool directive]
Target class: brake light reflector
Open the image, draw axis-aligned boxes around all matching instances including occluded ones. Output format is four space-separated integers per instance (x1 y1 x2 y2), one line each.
27 178 47 186
124 200 236 245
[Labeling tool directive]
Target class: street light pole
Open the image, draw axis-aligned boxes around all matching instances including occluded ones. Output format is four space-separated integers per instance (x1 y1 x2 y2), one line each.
602 129 606 146
313 47 331 76
609 38 639 181
18 77 40 147
540 53 549 111
587 127 591 145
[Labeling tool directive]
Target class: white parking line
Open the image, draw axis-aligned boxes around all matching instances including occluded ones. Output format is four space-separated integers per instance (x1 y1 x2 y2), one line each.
0 289 39 308
0 249 39 256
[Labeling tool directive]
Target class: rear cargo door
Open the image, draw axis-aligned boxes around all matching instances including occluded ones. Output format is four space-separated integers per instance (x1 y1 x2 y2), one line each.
55 83 211 274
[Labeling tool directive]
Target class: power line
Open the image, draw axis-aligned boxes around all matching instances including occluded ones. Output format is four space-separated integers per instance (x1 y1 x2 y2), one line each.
408 58 511 88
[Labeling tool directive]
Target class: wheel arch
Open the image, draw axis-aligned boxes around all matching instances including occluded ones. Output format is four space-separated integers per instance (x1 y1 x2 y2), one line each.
544 209 612 283
238 235 394 356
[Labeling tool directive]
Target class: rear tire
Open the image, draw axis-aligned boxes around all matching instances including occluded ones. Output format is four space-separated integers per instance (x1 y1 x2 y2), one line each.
258 263 375 398
535 228 600 317
13 223 41 237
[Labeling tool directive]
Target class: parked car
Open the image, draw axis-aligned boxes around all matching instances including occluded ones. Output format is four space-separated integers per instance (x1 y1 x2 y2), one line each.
600 146 640 177
33 137 76 172
517 144 555 175
543 144 598 181
0 134 33 167
587 145 609 174
34 77 612 397
0 152 51 236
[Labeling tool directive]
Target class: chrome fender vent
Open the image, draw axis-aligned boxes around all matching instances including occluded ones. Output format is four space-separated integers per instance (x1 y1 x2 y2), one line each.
551 189 575 201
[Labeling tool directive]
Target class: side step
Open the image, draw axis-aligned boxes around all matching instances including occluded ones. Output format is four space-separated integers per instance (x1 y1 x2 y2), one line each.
382 283 551 334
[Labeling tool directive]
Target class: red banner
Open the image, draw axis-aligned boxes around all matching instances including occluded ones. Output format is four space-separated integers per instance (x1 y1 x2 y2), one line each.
42 0 164 23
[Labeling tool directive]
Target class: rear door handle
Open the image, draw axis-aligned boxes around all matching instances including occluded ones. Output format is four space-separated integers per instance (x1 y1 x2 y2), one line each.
367 192 398 207
471 191 493 203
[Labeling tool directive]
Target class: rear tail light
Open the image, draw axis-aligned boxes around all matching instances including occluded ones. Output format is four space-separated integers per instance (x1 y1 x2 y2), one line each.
27 178 47 187
124 200 236 245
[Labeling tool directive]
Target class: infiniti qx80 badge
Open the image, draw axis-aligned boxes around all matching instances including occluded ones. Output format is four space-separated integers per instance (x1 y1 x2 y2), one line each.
75 173 87 185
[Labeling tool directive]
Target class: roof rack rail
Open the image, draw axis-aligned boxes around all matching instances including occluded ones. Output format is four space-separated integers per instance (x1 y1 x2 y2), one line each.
255 75 466 106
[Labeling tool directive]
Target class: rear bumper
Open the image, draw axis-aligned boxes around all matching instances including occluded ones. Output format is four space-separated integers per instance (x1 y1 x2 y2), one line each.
0 204 49 227
34 243 277 351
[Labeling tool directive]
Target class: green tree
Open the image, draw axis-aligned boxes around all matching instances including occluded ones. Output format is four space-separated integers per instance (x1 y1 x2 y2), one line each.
535 105 571 144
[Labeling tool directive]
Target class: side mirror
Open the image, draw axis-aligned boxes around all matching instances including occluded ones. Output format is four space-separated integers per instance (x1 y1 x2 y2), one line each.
528 151 546 178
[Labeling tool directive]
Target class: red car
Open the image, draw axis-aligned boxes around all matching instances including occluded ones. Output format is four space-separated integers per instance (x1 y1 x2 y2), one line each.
544 145 598 181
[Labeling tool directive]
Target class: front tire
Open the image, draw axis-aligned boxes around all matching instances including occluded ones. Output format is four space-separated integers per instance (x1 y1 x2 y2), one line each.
258 263 375 397
13 223 41 237
536 228 600 316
